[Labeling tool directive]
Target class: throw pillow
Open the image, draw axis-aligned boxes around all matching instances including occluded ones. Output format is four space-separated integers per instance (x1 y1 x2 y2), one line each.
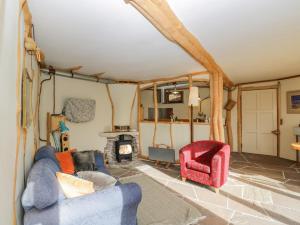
77 171 117 191
56 172 95 198
55 150 75 174
72 151 97 172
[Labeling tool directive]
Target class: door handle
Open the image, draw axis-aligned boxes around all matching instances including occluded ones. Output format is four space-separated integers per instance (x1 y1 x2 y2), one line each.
271 129 280 135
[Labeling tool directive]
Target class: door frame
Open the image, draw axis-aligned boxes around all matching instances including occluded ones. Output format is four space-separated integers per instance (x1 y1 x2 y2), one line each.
237 84 280 157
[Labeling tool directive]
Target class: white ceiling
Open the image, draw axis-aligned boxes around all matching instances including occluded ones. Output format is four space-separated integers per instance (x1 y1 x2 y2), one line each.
29 0 300 83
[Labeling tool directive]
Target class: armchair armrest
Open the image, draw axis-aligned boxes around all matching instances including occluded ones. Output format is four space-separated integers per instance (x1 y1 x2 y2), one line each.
179 147 192 166
179 147 192 178
211 145 230 188
24 183 142 225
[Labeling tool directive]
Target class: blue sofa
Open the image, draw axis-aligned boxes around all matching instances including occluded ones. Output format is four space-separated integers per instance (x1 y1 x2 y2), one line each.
22 146 142 225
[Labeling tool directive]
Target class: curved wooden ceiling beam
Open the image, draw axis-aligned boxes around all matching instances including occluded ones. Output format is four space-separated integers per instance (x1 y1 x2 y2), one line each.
139 70 208 84
127 0 233 87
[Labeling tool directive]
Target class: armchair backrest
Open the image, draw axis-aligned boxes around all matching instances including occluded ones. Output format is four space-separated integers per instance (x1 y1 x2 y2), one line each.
180 140 226 159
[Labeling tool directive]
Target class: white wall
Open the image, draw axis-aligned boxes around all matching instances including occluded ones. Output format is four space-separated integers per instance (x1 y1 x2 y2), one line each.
0 1 40 224
110 84 138 128
40 75 111 151
40 76 137 151
280 77 300 160
0 2 18 224
231 78 300 161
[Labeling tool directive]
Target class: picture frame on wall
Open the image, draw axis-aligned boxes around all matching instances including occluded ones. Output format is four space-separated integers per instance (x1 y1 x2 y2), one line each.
287 90 300 114
164 90 184 104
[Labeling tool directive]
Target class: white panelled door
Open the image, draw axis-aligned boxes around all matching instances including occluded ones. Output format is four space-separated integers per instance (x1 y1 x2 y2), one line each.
242 89 277 156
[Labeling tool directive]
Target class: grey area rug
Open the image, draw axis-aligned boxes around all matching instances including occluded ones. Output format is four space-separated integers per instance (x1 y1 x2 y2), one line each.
120 174 205 225
107 160 143 169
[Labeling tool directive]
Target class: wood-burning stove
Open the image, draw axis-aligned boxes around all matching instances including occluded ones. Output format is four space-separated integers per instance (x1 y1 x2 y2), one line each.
115 135 133 162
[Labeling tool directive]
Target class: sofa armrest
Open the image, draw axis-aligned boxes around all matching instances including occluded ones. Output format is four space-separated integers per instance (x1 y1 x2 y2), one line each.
24 183 142 225
211 145 230 188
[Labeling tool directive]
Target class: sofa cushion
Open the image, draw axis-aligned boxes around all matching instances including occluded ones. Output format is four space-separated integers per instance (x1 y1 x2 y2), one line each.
72 151 96 172
35 145 60 169
22 158 64 210
77 171 117 191
56 172 95 198
186 160 211 174
55 150 75 174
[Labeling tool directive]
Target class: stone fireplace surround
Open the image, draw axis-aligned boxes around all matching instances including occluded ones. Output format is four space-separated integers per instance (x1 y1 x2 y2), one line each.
100 131 139 166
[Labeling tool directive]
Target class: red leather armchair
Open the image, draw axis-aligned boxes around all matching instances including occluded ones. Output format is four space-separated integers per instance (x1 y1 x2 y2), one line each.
179 140 230 191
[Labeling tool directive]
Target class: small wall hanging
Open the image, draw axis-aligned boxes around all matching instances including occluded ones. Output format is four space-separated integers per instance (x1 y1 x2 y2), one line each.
287 90 300 114
62 98 96 123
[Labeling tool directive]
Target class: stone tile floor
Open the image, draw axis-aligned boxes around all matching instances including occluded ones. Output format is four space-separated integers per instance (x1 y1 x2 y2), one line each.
108 153 300 225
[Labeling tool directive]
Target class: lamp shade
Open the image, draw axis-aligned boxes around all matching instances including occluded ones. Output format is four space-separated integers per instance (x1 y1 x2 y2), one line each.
188 86 200 106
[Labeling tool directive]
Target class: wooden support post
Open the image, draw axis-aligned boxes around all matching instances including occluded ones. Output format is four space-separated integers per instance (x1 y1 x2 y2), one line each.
190 106 194 143
237 86 242 152
152 83 158 147
130 86 138 129
212 73 220 141
188 75 194 143
225 90 233 149
209 74 214 140
188 74 193 89
137 84 142 156
277 82 281 157
105 84 115 132
218 74 225 142
209 73 224 142
169 122 174 149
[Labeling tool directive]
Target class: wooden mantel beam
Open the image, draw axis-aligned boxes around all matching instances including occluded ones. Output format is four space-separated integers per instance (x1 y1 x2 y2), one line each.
127 0 233 88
